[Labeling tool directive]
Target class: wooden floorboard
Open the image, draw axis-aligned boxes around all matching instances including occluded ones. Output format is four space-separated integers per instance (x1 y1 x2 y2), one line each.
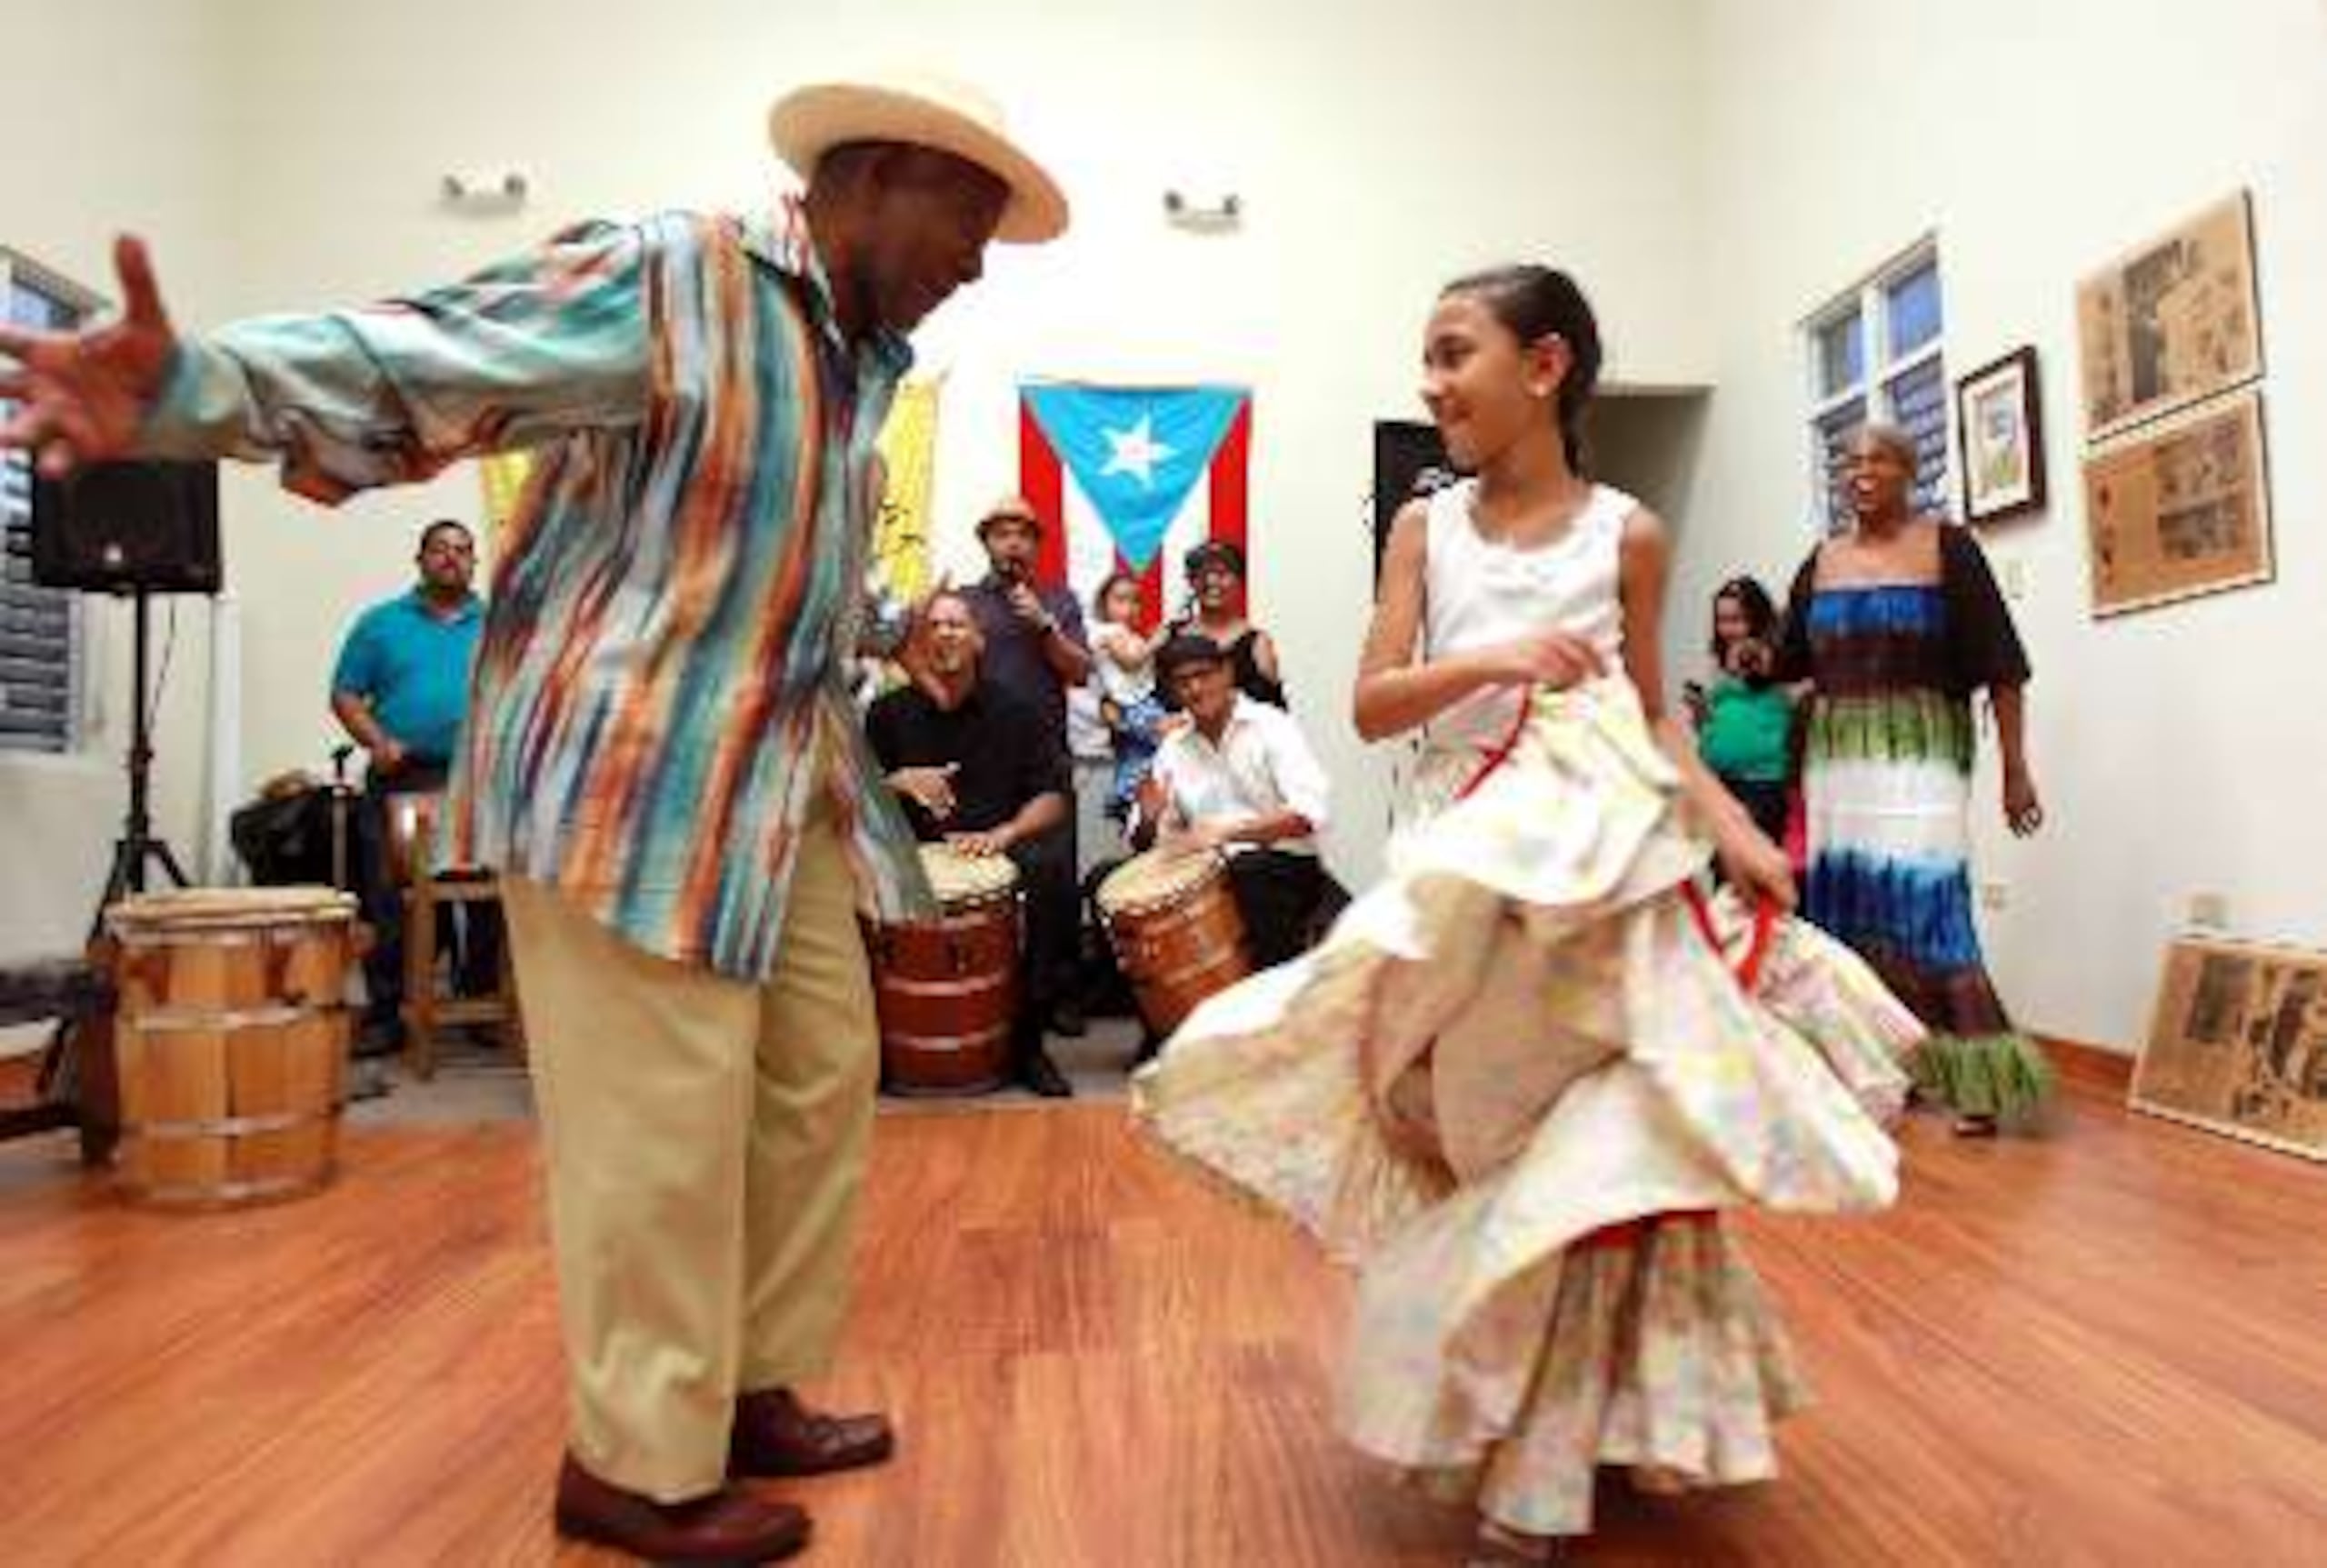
4 1080 2325 1565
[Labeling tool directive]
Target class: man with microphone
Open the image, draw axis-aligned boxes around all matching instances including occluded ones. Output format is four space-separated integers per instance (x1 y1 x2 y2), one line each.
960 494 1093 1037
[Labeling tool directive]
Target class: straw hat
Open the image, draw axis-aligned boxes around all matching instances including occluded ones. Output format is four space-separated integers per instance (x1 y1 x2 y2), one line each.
769 71 1068 244
975 493 1044 535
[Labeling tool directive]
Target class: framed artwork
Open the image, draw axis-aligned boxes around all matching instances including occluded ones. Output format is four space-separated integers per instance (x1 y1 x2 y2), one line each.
1955 346 2046 524
2081 388 2271 616
2075 191 2261 441
2132 935 2327 1164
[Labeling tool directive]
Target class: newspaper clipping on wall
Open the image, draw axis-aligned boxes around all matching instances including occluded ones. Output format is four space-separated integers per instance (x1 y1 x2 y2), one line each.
2081 389 2271 616
2075 192 2261 441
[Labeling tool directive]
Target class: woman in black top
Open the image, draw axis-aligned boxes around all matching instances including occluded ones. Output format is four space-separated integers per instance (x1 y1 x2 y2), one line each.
1169 539 1286 707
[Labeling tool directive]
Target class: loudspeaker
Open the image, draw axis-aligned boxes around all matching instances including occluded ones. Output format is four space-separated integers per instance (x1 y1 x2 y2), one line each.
30 460 222 594
1371 420 1456 589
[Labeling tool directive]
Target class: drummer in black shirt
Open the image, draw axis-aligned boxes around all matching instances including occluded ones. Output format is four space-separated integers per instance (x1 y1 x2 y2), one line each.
865 590 1078 1097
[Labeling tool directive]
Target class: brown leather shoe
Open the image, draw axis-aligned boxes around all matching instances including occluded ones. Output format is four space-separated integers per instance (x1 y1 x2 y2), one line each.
554 1453 810 1562
730 1387 896 1478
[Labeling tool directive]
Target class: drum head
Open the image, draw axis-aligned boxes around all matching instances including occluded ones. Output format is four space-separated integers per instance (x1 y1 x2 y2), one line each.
920 843 1020 907
1097 849 1218 915
108 885 357 934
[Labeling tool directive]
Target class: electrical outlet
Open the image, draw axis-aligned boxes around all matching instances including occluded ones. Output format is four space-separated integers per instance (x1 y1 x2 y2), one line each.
1999 556 2028 600
1980 880 2010 912
2188 892 2229 929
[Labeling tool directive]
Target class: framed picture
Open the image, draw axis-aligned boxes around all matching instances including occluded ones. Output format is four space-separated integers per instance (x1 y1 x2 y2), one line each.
1955 346 2046 524
2075 191 2261 441
2132 935 2327 1164
2081 388 2272 617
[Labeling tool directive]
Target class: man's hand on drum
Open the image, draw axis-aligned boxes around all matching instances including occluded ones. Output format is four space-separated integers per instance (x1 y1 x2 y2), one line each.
889 763 959 820
1157 820 1226 858
944 828 1013 858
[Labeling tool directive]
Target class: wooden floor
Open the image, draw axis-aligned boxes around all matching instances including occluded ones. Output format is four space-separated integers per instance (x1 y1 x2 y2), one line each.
5 1074 2327 1565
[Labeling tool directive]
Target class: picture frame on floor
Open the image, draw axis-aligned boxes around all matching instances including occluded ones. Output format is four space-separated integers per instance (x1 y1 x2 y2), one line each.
2132 935 2327 1164
1956 346 2047 524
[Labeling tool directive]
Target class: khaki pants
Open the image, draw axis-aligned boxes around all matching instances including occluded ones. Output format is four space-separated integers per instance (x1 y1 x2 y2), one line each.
501 815 878 1502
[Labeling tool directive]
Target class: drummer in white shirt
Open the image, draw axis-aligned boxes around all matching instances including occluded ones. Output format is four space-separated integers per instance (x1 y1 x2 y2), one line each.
1136 632 1343 970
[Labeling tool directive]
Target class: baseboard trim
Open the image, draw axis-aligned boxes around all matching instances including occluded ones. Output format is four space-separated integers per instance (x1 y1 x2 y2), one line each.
2040 1034 2133 1094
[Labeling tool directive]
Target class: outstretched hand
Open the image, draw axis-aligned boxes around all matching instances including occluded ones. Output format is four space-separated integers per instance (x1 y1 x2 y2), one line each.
890 763 960 820
0 236 179 478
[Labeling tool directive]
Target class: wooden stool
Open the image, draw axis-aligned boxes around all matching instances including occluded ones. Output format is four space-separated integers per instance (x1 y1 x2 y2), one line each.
388 792 524 1081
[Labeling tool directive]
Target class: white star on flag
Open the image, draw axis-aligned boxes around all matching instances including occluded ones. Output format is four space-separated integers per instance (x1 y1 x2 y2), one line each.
1100 414 1176 488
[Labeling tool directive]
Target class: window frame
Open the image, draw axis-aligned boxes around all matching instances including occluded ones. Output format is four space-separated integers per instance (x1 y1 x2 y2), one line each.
1802 236 1952 532
1 245 105 757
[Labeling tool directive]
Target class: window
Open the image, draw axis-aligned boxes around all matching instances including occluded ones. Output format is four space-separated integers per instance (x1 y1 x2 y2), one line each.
1804 242 1949 530
1 248 100 754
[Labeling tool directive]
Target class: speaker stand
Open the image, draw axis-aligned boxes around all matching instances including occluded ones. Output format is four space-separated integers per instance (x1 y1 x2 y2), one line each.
97 586 194 905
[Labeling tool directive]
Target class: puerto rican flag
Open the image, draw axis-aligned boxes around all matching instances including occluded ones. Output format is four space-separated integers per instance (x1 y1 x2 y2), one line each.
1019 385 1251 633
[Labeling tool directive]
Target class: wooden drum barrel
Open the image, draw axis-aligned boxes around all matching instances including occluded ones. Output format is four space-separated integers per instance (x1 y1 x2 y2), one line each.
864 846 1020 1095
105 886 358 1208
1096 849 1251 1038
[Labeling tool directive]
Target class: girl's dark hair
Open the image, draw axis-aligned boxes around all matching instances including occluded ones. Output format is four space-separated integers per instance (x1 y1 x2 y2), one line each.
1443 264 1603 474
1707 575 1779 660
1092 568 1141 619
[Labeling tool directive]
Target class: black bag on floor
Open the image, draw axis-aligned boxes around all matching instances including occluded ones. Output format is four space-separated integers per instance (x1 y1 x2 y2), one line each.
230 784 336 886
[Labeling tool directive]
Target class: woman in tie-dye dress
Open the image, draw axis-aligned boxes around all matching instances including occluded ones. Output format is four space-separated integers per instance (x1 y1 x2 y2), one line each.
1774 423 2052 1136
1133 265 1921 1560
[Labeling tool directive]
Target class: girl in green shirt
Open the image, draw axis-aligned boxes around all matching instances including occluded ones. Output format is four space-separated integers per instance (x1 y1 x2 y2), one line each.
1689 576 1795 847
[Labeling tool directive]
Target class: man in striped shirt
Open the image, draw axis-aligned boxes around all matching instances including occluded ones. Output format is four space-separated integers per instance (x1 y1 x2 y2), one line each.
0 73 1067 1565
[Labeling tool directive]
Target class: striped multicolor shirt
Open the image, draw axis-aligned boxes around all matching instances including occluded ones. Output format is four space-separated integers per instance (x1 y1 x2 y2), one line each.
142 203 934 979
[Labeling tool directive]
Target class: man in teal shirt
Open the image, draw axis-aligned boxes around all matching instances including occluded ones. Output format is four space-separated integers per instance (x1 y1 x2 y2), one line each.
331 518 493 1054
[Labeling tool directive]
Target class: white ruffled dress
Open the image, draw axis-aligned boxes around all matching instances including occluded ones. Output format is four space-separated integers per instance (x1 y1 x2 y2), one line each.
1132 483 1919 1540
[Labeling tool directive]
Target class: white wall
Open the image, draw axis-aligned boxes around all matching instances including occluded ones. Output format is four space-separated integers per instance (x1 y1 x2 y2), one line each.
1683 0 2327 1050
0 0 1715 949
1594 392 1710 537
0 0 236 968
14 2 2314 1064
